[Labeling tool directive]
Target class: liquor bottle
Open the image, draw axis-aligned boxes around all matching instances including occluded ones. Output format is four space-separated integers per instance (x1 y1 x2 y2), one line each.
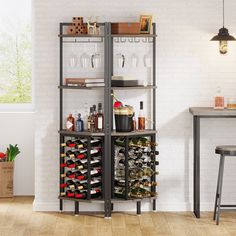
114 179 126 187
61 139 84 148
90 106 97 132
96 103 104 132
66 113 75 131
138 101 145 130
75 188 101 199
132 112 137 131
87 107 93 131
75 113 84 132
214 86 224 109
141 179 159 187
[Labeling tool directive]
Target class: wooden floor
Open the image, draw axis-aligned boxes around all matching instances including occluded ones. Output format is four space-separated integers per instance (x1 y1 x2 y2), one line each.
0 197 236 236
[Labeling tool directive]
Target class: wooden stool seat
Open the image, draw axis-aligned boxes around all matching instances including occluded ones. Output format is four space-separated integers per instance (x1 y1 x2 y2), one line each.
215 145 236 156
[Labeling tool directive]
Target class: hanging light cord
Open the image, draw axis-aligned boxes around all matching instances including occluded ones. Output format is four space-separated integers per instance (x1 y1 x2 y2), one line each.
223 0 225 27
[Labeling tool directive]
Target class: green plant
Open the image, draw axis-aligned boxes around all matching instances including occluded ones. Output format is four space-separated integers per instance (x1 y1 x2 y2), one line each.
7 144 20 162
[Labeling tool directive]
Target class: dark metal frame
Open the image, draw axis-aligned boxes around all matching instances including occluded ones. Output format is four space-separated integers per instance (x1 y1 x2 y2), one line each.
192 114 236 218
58 22 157 218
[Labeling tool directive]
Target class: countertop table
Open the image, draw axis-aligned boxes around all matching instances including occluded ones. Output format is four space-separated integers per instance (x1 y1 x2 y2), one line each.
189 107 236 218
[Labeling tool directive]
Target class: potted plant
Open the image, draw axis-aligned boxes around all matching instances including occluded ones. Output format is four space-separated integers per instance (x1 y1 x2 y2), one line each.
0 144 20 197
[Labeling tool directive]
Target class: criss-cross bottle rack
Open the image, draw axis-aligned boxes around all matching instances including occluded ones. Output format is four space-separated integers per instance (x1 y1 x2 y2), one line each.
58 22 157 218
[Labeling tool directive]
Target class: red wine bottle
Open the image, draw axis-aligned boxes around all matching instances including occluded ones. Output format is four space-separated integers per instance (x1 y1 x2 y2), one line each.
80 138 101 147
61 139 84 148
75 188 101 199
60 148 100 159
60 190 75 197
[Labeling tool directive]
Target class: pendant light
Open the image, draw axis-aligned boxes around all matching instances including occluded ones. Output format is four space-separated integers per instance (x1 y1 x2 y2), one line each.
211 0 236 54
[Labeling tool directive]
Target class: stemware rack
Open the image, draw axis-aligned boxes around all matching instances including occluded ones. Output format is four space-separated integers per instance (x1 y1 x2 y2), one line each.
58 22 158 218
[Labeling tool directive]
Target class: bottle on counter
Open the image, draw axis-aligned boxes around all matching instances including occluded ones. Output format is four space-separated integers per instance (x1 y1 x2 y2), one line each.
75 113 84 132
214 87 224 109
96 103 104 132
138 101 145 130
66 113 75 131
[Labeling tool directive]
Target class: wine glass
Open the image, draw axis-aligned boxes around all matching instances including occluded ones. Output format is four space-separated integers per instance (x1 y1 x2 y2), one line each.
80 52 90 68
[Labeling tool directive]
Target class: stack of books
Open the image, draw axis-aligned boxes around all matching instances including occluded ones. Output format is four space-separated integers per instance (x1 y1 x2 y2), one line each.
65 78 105 87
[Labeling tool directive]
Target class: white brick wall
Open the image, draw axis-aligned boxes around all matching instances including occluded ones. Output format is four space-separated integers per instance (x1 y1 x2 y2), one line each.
33 0 236 211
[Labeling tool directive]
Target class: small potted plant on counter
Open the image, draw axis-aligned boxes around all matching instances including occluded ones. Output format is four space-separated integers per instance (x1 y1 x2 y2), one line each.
0 144 20 197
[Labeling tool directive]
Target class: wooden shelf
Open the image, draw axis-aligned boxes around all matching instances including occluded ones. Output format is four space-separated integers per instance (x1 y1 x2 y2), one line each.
58 34 105 38
111 129 157 137
111 196 157 203
111 85 157 90
59 85 156 90
59 130 105 137
58 85 104 90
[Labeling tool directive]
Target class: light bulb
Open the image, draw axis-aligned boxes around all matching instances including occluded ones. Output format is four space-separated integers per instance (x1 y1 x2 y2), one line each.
219 40 227 54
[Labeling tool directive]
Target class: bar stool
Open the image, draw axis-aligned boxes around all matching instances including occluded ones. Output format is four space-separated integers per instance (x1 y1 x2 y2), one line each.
213 145 236 225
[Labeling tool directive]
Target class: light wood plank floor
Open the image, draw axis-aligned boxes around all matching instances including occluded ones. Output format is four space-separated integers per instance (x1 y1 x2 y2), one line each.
0 197 236 236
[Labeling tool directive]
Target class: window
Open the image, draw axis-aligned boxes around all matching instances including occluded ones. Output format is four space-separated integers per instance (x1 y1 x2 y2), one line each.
0 0 32 107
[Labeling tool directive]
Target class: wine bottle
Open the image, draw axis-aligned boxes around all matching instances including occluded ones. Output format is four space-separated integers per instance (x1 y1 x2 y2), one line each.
60 190 75 197
60 180 84 190
79 179 102 190
75 188 101 199
80 138 101 147
61 139 84 148
142 167 159 177
138 101 145 130
61 148 100 158
76 159 101 170
61 169 102 180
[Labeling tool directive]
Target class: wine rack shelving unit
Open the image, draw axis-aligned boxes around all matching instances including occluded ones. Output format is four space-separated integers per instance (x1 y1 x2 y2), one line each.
58 22 157 218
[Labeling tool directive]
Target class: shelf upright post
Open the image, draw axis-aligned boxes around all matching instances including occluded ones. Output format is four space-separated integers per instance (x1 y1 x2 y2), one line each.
59 23 64 211
104 22 112 218
111 137 115 199
152 23 157 211
87 136 91 200
125 136 129 200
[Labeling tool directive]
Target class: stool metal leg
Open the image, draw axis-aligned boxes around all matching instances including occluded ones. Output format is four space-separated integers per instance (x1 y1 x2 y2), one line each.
213 156 223 220
216 155 225 225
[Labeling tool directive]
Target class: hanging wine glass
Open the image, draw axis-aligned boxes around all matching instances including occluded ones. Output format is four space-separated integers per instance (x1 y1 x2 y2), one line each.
130 53 139 68
80 52 90 68
91 43 101 68
116 53 125 68
68 44 77 68
143 52 152 68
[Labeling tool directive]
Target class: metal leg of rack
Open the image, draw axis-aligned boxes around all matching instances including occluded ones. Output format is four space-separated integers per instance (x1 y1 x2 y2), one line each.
111 203 114 211
59 199 63 212
137 201 141 215
153 199 156 211
75 202 79 216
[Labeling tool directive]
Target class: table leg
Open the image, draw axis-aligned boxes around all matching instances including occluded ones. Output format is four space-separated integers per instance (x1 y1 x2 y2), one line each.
193 116 200 218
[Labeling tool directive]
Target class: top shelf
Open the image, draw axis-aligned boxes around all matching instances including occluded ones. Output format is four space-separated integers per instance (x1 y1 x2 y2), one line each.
58 34 104 38
58 34 157 38
111 34 157 38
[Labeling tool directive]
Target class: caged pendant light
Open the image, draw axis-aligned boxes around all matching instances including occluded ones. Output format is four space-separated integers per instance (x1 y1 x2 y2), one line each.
211 0 236 54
